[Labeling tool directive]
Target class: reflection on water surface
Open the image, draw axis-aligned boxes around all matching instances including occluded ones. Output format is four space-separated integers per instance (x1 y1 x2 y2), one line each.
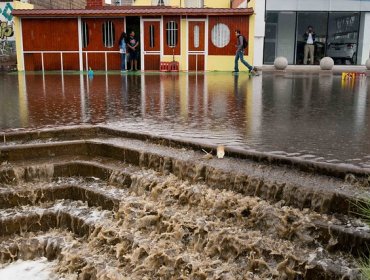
0 72 369 167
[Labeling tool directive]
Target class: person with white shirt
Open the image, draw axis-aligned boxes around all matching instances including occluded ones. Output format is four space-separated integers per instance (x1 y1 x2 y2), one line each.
303 25 316 65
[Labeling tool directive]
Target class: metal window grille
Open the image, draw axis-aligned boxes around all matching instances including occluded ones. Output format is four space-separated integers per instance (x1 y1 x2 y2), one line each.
166 21 178 47
211 23 230 48
102 21 115 48
194 25 200 48
149 25 155 48
82 21 89 48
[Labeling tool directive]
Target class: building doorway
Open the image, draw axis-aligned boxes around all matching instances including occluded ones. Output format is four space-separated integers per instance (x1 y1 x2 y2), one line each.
126 16 141 70
188 19 206 71
142 19 161 70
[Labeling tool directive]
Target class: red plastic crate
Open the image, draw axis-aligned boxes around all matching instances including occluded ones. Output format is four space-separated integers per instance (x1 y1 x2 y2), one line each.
160 62 170 72
169 61 179 72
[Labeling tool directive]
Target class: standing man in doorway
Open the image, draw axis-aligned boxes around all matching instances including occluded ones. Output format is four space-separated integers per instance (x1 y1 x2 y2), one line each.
127 30 139 71
233 30 258 75
303 25 316 65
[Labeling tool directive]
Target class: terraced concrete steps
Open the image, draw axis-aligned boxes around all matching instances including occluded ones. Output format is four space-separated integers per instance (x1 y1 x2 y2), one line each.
3 125 370 178
1 138 368 216
0 175 363 279
0 126 369 279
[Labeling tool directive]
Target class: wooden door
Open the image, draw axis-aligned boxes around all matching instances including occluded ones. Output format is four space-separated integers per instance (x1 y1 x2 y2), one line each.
188 21 205 71
143 20 161 71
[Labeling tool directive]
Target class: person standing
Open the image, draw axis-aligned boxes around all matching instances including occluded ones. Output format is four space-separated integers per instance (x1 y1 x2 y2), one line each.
303 26 316 65
233 30 258 75
119 32 127 73
127 31 139 71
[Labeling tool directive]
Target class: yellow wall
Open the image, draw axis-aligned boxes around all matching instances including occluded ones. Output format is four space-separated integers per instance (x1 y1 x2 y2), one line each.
204 0 230 8
134 0 230 8
133 0 151 5
14 0 34 71
169 0 180 7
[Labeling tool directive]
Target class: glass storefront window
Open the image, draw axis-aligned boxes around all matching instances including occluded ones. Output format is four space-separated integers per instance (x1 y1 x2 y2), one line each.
326 12 360 65
296 12 328 65
263 12 296 64
263 10 363 65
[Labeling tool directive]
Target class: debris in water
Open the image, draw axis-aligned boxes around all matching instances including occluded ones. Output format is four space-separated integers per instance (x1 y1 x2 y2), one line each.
217 145 225 159
202 149 213 160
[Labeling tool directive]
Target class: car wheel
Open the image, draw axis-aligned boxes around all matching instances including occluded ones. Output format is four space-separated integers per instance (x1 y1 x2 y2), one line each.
351 53 357 64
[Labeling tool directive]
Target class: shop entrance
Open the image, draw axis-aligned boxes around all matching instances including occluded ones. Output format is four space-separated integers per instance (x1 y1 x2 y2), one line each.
125 16 141 70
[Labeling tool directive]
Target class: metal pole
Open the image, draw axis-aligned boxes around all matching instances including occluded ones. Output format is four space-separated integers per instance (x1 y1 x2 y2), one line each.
41 52 44 73
60 52 64 74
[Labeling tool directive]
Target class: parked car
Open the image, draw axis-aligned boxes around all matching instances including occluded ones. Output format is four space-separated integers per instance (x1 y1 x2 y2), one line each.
326 39 357 64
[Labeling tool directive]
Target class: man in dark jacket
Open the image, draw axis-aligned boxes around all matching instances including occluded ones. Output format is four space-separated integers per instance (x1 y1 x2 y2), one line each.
233 30 258 75
303 25 316 65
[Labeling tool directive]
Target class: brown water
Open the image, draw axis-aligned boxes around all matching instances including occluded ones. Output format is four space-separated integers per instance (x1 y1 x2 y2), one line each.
1 72 369 167
0 164 363 279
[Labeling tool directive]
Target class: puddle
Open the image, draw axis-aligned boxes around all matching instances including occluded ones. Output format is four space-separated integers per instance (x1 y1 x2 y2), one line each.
1 73 369 166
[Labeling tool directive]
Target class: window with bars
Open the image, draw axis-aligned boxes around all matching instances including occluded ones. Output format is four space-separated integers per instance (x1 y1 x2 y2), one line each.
211 23 230 48
149 24 155 48
82 21 89 48
102 21 115 48
166 21 178 47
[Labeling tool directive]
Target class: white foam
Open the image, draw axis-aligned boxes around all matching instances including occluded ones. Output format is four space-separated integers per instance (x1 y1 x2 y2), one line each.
0 258 59 280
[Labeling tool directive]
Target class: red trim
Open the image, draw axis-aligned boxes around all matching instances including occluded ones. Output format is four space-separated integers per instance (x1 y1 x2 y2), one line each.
12 7 254 17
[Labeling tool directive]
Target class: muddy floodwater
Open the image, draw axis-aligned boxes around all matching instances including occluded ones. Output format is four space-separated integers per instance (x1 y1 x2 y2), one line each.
1 72 370 167
0 72 370 279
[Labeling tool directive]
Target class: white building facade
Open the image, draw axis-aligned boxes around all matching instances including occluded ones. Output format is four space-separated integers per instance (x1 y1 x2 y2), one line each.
261 0 370 66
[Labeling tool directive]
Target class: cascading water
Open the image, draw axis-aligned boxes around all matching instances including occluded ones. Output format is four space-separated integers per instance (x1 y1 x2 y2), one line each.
0 127 368 279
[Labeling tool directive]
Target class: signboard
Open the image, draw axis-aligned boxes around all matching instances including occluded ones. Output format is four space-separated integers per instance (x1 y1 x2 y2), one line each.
0 2 15 61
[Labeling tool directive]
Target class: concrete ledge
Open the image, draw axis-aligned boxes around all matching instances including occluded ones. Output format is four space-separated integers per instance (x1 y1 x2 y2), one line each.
2 125 370 179
319 70 334 76
261 65 368 74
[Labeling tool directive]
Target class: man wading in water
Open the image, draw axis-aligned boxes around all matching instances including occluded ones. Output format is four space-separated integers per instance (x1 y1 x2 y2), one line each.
233 30 259 75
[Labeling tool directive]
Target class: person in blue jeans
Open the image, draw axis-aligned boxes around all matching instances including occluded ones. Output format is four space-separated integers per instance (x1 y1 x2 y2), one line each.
233 30 258 75
119 32 127 73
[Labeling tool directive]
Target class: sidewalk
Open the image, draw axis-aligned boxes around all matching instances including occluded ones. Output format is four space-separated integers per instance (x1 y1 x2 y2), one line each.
261 64 369 74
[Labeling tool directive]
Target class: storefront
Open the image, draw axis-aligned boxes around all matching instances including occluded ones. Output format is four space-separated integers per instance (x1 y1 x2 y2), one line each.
12 2 254 72
263 0 370 65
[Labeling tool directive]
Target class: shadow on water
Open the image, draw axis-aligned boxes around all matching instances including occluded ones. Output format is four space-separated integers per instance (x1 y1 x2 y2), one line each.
0 71 369 167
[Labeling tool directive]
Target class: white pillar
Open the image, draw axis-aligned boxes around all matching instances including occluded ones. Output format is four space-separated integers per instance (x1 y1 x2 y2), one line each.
78 17 83 71
253 0 266 67
18 18 25 71
358 12 370 65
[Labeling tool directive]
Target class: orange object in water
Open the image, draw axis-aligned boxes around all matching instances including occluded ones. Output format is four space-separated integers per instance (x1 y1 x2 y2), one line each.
160 62 170 72
169 61 179 72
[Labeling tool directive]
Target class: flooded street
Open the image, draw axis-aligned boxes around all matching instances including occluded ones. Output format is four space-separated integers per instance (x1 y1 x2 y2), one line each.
0 72 369 167
0 72 370 279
